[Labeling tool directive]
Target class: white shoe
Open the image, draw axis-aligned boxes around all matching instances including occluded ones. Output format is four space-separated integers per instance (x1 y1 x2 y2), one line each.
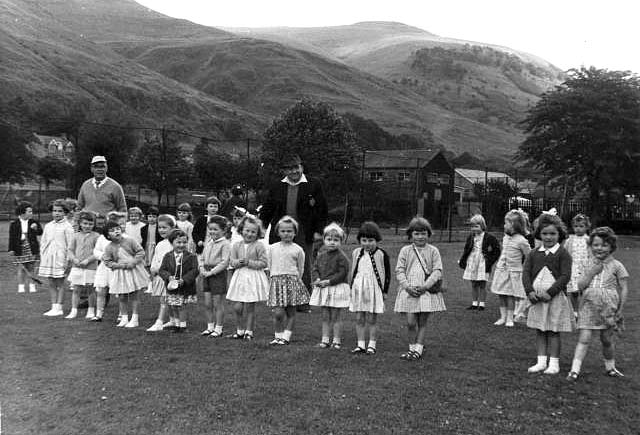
162 321 176 328
50 305 64 316
117 316 129 327
124 318 139 328
85 309 95 319
65 310 78 319
29 285 37 293
146 322 164 332
505 319 515 327
493 318 506 326
43 308 55 316
528 363 548 373
543 366 560 375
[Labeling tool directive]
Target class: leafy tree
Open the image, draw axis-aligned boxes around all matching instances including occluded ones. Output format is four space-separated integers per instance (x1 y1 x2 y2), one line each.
129 130 190 206
37 157 73 190
0 122 34 184
518 67 640 223
473 179 519 227
262 99 359 198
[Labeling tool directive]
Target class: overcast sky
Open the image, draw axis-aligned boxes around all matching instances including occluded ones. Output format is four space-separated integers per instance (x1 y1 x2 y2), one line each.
135 0 638 73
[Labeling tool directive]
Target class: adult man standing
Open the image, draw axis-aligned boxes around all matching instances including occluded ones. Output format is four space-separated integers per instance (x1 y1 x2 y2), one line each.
260 155 328 309
77 155 127 216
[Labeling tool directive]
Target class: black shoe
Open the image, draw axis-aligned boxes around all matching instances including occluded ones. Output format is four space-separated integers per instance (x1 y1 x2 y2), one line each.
164 325 179 332
296 304 311 313
478 306 485 311
466 305 478 310
172 326 186 333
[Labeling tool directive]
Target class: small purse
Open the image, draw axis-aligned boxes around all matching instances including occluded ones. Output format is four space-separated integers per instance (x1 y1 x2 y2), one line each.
167 255 183 292
413 245 442 293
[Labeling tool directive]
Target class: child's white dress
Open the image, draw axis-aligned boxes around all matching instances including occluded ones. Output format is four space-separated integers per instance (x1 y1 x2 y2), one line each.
526 267 575 332
104 238 150 295
226 241 269 303
350 248 386 314
463 233 488 281
394 244 446 313
93 235 111 288
39 220 74 278
149 239 173 297
565 234 590 294
491 234 530 298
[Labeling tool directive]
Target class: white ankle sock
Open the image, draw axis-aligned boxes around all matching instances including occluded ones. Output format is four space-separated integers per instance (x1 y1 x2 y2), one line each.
357 340 366 349
18 284 25 293
237 328 245 335
546 357 560 373
368 340 377 349
332 337 341 344
472 301 478 307
179 321 187 328
214 324 223 334
283 330 292 341
604 359 616 371
409 344 416 352
321 335 330 344
414 344 424 355
245 329 253 336
479 302 485 307
207 323 215 330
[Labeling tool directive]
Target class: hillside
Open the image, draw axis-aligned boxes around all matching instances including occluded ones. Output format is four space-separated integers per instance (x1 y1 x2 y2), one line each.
1 0 564 160
227 22 565 128
0 0 262 138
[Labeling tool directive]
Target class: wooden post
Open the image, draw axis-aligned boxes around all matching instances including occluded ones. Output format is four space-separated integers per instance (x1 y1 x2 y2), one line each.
414 158 421 215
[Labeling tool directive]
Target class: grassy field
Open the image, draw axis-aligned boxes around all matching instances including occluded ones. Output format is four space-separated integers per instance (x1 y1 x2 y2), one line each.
1 225 638 435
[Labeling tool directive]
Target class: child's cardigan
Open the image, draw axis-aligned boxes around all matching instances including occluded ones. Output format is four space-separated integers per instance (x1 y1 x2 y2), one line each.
229 241 268 270
522 246 572 298
159 251 199 296
8 218 43 255
458 232 501 272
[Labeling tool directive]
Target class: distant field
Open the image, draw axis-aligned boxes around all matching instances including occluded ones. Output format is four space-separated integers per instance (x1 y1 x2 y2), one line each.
1 226 638 435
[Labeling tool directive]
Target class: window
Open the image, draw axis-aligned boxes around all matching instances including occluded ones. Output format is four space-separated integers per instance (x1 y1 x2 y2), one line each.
369 171 385 182
397 171 411 182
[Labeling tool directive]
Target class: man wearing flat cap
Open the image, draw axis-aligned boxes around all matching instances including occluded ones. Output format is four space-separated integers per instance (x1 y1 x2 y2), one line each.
77 155 127 216
260 155 328 308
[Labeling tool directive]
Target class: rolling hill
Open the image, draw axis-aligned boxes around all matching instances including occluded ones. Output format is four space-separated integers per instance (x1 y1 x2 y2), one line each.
2 0 564 161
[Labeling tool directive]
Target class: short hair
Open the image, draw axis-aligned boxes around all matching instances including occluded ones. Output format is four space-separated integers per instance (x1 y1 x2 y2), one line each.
207 215 231 239
505 210 527 235
571 213 591 230
65 198 79 212
106 211 126 224
589 226 617 253
78 211 96 224
49 199 70 213
534 213 568 243
406 217 433 238
177 202 192 212
168 229 188 243
206 196 221 208
469 214 487 231
275 215 299 235
323 222 345 241
358 221 382 241
128 207 142 217
103 221 122 240
157 214 176 228
15 201 33 216
94 213 106 221
146 206 159 216
237 215 265 238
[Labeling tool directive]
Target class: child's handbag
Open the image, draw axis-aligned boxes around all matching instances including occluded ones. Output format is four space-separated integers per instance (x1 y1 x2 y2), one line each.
413 245 443 293
167 255 183 292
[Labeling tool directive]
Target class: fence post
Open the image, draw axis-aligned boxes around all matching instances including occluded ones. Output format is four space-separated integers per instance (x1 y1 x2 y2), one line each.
414 158 421 215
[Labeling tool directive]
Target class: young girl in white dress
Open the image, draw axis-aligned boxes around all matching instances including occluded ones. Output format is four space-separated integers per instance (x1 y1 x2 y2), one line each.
310 223 351 349
267 216 309 345
564 213 591 316
394 217 445 360
91 212 121 321
66 212 100 319
490 210 532 327
458 214 500 311
226 215 269 340
125 206 144 245
102 221 149 328
40 199 75 317
349 221 390 355
522 214 575 375
145 214 177 331
176 202 195 253
567 227 629 381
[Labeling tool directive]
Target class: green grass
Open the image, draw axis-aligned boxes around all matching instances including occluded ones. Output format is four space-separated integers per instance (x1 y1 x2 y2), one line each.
1 228 639 434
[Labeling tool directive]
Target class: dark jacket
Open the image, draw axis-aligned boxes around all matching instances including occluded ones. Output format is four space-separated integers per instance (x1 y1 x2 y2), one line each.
8 218 43 255
158 251 199 296
458 232 501 272
260 177 328 245
522 246 572 299
192 216 209 254
140 223 161 251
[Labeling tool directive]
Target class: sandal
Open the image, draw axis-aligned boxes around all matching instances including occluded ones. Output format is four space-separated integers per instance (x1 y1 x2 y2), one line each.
566 371 579 382
209 331 222 338
278 338 289 345
200 329 214 336
366 347 377 355
400 350 422 360
315 342 330 348
331 343 342 350
606 368 625 377
351 346 366 354
243 333 254 341
227 333 244 339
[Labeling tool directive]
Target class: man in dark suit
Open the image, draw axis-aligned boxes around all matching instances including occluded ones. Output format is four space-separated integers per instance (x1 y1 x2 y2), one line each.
260 155 328 310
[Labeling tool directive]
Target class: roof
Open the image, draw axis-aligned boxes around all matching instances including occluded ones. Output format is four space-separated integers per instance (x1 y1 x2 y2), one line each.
32 134 73 146
455 168 514 185
364 149 441 169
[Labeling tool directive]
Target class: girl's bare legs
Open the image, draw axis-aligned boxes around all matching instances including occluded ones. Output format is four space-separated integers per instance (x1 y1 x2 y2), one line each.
213 294 225 333
65 286 80 318
319 307 331 344
494 295 508 325
355 312 366 349
470 282 479 306
245 302 256 336
568 329 592 376
232 302 245 336
17 265 26 290
332 308 343 346
95 287 106 319
273 307 286 334
528 329 549 372
203 292 214 330
477 282 487 307
283 306 296 342
600 328 621 374
117 294 129 326
367 313 378 351
401 312 419 357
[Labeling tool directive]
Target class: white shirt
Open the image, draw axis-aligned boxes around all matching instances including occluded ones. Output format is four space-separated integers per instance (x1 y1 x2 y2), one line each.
93 177 110 189
20 218 29 240
538 243 560 256
281 173 308 186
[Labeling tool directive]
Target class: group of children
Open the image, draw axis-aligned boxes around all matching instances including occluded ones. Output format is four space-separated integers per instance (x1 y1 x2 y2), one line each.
8 198 630 379
459 210 629 381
